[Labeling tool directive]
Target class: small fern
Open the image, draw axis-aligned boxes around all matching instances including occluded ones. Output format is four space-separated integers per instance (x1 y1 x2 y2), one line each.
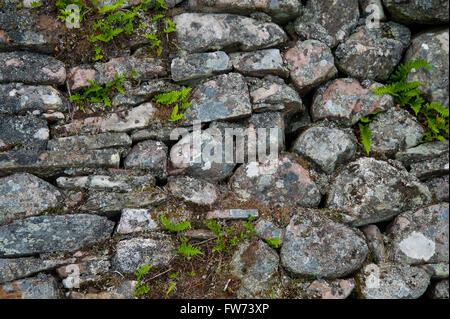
175 242 203 259
265 237 281 249
153 88 192 122
160 215 191 233
134 264 152 296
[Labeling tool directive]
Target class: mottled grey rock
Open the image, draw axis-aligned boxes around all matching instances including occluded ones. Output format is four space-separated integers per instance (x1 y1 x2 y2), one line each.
383 0 449 25
171 51 232 83
206 209 258 220
247 75 304 114
0 214 114 257
0 273 60 299
294 0 360 48
181 73 252 124
361 225 386 263
386 203 449 265
70 280 137 299
311 78 394 126
421 263 449 280
174 13 287 53
169 128 237 182
48 133 132 153
0 83 67 116
112 80 180 108
0 149 121 177
425 175 449 202
112 235 176 274
0 173 63 224
188 0 302 23
395 141 449 167
169 176 218 205
54 103 157 136
255 219 284 247
410 153 449 180
327 157 432 226
405 29 449 108
281 208 369 278
305 279 355 299
79 190 166 217
68 55 166 91
369 108 425 156
124 140 168 179
230 49 288 78
356 263 431 299
292 126 357 174
0 257 72 284
335 22 411 81
231 240 279 298
284 40 337 95
230 154 321 208
115 209 159 235
56 172 156 193
429 280 449 299
0 51 66 85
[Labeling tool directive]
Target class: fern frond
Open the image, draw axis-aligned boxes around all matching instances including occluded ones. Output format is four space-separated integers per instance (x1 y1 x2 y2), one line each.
359 123 372 155
160 215 191 232
175 243 203 258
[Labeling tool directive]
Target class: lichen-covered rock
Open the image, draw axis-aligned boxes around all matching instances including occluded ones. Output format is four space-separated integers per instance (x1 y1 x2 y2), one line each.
311 78 394 126
425 175 449 202
187 0 302 23
168 176 218 205
409 153 449 180
0 173 63 224
382 0 449 25
171 51 232 83
369 108 425 157
169 128 237 182
68 55 166 91
206 209 258 220
361 225 386 263
231 240 280 298
79 190 166 217
395 141 449 167
230 154 321 208
421 263 449 279
230 49 288 78
292 126 357 174
112 235 176 274
181 73 252 124
335 23 411 81
0 51 66 85
0 273 60 299
356 263 431 299
0 83 67 115
386 203 449 265
115 209 159 235
56 171 156 193
428 280 449 299
174 13 287 53
284 40 337 95
48 133 132 152
280 208 369 278
294 0 360 48
0 214 114 257
404 29 449 108
247 75 304 114
254 219 284 247
54 103 157 136
327 158 432 226
124 140 168 179
305 279 355 299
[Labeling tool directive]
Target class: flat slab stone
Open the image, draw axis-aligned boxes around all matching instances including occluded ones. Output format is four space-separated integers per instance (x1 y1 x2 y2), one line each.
382 0 449 25
0 273 60 299
386 203 449 265
181 73 252 124
327 157 432 226
47 133 132 152
280 208 369 278
124 140 168 178
168 176 218 205
311 78 394 126
284 40 337 95
0 214 114 257
356 263 431 299
405 28 449 108
0 173 63 224
395 141 449 167
0 83 67 116
229 49 288 78
188 0 302 23
115 209 159 235
0 51 66 85
206 209 258 220
409 153 449 180
174 13 287 53
171 51 232 83
112 235 176 274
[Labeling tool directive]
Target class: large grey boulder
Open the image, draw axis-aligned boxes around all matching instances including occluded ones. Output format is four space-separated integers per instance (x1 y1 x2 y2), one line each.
383 0 449 25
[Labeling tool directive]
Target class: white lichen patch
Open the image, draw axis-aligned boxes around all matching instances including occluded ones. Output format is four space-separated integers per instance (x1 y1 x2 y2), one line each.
398 231 435 261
